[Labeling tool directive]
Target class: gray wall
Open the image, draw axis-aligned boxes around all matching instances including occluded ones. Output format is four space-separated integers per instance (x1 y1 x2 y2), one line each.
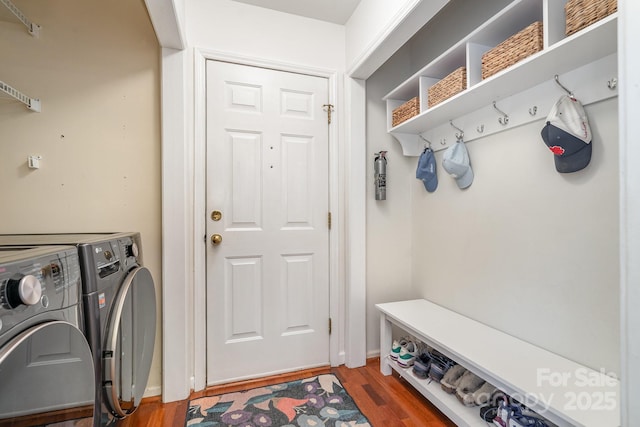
366 0 620 374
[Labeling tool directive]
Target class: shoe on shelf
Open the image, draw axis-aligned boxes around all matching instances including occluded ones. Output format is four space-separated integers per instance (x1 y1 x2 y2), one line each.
412 351 432 379
397 341 418 368
471 381 498 406
454 370 486 406
428 353 454 382
389 337 409 360
440 364 467 393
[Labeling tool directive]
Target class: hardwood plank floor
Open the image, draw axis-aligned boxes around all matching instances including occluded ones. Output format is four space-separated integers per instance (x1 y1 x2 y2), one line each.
119 358 458 427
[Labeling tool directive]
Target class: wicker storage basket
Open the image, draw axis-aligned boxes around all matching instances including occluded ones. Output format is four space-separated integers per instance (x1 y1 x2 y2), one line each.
481 21 543 80
428 67 467 108
565 0 617 36
392 97 420 127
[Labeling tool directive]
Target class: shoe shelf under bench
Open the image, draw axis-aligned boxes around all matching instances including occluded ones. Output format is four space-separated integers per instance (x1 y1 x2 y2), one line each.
384 355 486 426
376 299 620 427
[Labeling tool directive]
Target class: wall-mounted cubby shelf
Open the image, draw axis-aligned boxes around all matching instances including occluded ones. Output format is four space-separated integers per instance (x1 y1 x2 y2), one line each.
383 0 618 156
0 0 40 36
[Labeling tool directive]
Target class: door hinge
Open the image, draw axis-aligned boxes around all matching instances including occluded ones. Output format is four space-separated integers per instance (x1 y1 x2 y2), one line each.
329 318 332 335
327 212 332 230
322 104 334 125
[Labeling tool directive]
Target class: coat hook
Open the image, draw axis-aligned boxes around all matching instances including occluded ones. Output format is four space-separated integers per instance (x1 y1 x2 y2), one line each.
440 138 447 146
529 106 538 116
554 74 574 98
608 77 618 90
476 124 484 133
419 134 432 149
492 101 509 126
449 120 464 140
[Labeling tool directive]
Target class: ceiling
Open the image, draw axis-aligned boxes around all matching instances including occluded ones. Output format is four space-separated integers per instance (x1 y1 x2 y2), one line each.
231 0 361 25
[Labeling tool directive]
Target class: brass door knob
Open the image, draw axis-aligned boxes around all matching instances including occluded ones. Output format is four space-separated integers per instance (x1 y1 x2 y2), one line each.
211 234 223 246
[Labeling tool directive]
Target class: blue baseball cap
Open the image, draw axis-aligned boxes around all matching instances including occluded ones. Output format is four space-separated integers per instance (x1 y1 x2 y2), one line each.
416 147 438 192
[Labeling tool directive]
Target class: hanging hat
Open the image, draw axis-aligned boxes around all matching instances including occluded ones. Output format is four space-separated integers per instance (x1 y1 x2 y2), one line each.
416 147 438 192
540 95 592 173
443 140 473 189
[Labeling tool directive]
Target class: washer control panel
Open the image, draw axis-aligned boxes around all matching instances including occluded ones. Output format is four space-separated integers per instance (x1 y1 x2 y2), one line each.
0 246 80 335
94 241 122 278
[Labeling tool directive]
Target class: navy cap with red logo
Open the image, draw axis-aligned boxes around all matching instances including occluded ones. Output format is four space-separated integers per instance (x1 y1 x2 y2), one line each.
541 95 592 173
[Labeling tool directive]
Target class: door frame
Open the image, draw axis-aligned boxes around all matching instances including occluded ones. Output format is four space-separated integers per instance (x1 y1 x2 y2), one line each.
192 48 344 390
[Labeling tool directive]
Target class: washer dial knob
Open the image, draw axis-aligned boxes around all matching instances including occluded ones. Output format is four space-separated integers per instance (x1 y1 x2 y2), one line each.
6 274 43 308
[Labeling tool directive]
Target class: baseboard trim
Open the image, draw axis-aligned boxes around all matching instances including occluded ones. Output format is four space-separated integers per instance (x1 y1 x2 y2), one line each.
143 385 162 398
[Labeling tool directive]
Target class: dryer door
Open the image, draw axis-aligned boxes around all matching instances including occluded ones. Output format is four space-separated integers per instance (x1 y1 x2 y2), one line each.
0 321 94 424
103 266 156 418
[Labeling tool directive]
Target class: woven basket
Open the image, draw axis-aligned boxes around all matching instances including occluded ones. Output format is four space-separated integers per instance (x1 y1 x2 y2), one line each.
428 67 466 108
481 21 543 80
565 0 617 36
392 97 420 127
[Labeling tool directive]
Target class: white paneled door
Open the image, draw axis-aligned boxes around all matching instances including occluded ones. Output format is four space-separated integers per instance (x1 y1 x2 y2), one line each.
205 60 330 385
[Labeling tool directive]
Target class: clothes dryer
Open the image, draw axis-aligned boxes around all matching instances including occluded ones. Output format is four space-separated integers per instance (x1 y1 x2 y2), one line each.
0 245 95 426
0 233 156 427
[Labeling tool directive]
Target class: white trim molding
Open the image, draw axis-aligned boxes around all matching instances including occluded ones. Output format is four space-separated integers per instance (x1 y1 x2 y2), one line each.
619 0 640 425
344 76 367 367
161 46 192 402
143 0 186 50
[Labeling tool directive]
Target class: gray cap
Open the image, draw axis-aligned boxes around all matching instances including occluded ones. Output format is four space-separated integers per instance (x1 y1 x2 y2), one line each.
442 141 473 189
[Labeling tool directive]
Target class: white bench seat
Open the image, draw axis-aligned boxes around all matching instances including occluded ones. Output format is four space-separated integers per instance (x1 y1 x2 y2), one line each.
376 299 620 427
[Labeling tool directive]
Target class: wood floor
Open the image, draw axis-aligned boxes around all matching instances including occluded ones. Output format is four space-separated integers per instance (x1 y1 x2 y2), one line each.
119 357 458 427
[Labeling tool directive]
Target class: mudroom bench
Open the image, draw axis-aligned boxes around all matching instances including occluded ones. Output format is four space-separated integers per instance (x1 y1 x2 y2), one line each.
376 299 619 427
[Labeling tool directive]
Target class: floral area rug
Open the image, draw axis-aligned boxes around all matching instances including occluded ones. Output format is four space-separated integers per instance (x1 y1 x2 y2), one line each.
185 374 372 427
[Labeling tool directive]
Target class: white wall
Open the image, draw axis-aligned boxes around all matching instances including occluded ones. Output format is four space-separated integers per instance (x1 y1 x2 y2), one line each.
365 44 416 357
412 99 619 373
345 0 448 78
186 0 345 71
346 0 408 68
0 0 162 394
366 0 620 374
365 0 512 357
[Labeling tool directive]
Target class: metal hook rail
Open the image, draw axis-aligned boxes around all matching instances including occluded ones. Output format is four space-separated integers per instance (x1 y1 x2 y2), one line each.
449 121 464 141
554 74 574 98
492 101 509 126
419 134 432 150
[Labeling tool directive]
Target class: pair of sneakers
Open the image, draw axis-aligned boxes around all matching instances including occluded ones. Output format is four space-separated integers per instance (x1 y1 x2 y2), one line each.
493 401 550 427
389 337 418 368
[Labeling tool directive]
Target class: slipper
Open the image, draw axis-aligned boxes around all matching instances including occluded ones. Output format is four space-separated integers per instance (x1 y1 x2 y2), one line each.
440 365 467 393
455 371 486 406
471 381 498 406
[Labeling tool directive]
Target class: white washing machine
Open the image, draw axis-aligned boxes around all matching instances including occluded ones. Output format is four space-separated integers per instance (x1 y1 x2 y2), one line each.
0 233 156 427
0 245 95 426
